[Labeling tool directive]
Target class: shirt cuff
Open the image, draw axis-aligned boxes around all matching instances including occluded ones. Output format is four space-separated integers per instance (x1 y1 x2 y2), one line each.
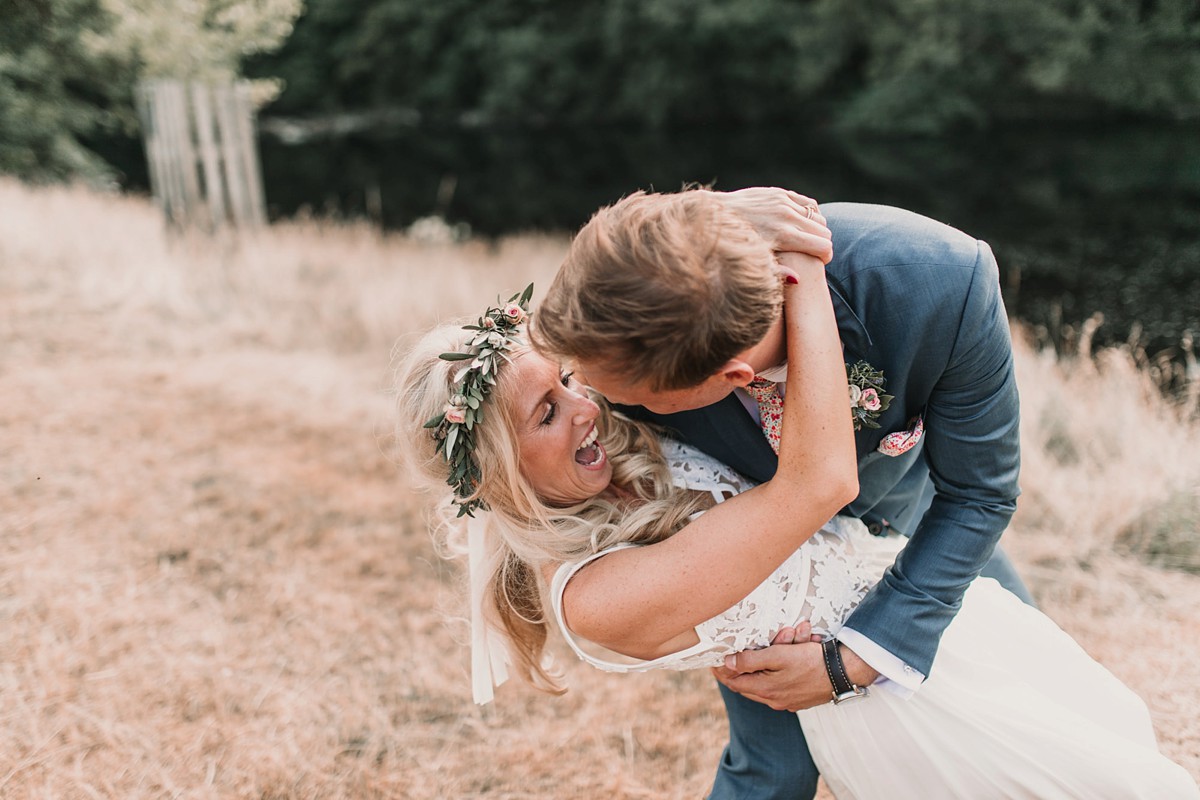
837 626 926 699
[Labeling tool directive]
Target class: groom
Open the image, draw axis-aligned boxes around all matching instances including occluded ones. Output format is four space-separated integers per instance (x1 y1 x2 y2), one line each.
532 188 1033 799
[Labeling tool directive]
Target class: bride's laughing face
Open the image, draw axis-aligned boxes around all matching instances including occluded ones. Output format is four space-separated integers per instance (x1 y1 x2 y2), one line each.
503 350 614 506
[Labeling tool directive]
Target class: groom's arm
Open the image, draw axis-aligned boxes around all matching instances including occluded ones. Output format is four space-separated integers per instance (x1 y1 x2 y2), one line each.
842 239 1020 678
717 240 1020 709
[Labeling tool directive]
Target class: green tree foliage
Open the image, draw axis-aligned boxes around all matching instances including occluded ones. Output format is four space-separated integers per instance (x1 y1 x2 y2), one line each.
0 0 301 182
102 0 301 82
0 0 134 181
255 0 1200 132
839 0 1200 132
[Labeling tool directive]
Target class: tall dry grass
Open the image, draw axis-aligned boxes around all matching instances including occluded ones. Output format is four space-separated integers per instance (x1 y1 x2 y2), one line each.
1 179 1197 798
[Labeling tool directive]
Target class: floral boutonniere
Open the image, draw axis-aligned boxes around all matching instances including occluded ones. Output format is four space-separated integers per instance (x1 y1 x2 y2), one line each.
847 360 893 431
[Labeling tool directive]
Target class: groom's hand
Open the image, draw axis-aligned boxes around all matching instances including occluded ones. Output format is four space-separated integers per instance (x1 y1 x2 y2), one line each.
712 641 880 712
713 187 834 264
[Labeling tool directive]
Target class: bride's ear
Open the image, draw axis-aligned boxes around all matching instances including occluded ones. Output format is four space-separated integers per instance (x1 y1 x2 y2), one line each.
717 359 756 388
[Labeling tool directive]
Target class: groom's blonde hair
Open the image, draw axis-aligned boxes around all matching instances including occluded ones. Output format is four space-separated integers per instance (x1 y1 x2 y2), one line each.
533 190 781 391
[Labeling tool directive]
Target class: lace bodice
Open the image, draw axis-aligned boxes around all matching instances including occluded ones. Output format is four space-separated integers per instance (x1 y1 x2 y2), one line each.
550 440 903 673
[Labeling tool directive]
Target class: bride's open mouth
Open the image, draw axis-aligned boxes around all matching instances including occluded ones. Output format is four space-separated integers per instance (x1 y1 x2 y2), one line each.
574 424 607 469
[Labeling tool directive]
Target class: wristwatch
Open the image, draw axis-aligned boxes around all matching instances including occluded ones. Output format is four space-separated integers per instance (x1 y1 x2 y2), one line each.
822 637 870 705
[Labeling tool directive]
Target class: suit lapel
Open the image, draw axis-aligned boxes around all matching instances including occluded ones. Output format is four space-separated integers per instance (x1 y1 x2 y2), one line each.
826 274 882 459
827 274 871 362
702 394 778 483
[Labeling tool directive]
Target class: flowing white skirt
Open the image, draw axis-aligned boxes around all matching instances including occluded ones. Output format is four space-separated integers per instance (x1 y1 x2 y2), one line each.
799 579 1199 799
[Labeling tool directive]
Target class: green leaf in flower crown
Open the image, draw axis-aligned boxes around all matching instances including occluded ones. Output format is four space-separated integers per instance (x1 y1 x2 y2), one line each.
429 284 539 515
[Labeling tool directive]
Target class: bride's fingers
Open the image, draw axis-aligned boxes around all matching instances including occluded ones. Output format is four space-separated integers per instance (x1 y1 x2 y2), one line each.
718 187 833 263
771 626 798 645
769 620 813 645
773 229 834 265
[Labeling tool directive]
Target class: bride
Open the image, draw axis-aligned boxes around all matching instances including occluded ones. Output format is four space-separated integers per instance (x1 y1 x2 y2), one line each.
394 268 1197 798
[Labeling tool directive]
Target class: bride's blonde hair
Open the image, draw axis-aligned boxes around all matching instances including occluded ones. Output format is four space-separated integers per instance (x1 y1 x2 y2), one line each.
394 322 700 694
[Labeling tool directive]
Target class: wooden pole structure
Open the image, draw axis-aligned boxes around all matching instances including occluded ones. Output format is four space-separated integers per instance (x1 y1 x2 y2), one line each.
137 78 267 231
190 83 227 229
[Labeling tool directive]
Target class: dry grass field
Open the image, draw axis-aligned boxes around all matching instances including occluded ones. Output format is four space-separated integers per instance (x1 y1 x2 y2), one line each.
1 179 1198 798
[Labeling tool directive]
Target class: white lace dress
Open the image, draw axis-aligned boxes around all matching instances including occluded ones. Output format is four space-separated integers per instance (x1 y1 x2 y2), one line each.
550 441 1199 799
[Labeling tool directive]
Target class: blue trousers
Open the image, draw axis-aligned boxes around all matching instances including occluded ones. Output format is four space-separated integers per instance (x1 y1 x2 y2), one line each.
708 546 1033 800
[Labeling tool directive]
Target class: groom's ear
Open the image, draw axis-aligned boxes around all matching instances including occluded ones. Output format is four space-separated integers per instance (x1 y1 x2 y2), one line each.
717 359 756 388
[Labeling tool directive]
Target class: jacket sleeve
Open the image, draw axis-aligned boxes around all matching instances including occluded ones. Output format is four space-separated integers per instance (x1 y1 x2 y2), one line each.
842 240 1021 677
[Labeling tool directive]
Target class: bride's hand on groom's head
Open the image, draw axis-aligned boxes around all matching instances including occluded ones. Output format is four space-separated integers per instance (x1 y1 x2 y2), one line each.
713 186 834 265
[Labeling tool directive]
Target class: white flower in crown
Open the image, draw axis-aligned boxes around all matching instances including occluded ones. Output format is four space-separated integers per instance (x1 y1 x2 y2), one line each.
502 302 527 325
445 405 468 424
487 331 506 349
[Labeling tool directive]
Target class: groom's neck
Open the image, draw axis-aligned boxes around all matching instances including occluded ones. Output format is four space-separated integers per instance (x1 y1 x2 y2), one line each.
740 313 789 373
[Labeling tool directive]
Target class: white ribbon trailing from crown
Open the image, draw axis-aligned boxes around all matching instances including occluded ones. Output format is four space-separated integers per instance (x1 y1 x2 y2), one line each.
467 513 510 704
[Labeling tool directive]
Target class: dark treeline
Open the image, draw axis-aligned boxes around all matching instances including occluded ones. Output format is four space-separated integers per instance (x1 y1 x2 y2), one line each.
0 0 136 182
251 0 1200 133
6 0 1200 181
246 122 1199 357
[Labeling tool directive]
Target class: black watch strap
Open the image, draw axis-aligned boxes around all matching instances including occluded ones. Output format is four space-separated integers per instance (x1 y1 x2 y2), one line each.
822 637 868 704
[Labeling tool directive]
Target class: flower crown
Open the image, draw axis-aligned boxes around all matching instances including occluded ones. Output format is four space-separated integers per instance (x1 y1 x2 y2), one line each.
424 284 534 517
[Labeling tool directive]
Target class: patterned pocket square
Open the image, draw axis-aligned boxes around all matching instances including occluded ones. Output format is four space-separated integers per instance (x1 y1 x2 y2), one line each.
877 415 924 457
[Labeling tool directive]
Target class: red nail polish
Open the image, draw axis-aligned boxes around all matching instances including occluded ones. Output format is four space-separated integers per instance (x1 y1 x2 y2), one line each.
785 275 799 284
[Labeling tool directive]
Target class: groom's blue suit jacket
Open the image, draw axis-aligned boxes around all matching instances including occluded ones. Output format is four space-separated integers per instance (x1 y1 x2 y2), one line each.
620 203 1021 676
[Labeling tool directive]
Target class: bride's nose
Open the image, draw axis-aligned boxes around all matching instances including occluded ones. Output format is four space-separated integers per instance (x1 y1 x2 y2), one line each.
571 394 600 424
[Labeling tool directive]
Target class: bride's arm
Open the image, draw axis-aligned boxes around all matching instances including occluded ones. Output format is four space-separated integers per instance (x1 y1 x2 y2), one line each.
561 253 856 659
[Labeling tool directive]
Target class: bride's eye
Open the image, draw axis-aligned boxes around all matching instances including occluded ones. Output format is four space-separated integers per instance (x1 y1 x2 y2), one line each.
540 371 574 425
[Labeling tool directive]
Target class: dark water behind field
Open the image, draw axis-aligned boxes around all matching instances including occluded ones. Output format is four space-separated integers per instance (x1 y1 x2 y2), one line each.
99 122 1200 361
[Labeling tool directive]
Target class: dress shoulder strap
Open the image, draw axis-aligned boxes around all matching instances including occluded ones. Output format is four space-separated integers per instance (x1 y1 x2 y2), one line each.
549 544 720 673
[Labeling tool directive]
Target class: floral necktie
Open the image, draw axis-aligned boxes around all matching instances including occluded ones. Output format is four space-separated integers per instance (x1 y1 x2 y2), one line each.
744 377 784 454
